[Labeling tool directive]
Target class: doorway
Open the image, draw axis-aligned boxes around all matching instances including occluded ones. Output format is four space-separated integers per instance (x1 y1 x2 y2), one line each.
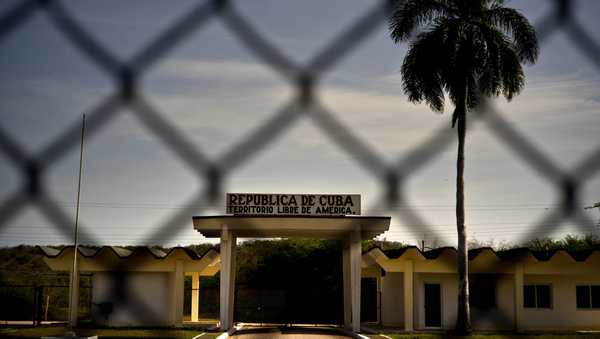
361 277 378 323
424 283 442 328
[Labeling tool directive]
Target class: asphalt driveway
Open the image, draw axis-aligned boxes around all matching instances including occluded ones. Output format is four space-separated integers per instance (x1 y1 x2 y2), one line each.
230 326 353 338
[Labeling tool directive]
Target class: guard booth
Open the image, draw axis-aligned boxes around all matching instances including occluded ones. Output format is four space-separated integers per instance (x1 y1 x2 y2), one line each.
193 193 390 333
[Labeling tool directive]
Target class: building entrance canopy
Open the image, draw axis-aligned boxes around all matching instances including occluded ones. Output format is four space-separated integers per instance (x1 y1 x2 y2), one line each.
192 204 390 333
192 215 390 239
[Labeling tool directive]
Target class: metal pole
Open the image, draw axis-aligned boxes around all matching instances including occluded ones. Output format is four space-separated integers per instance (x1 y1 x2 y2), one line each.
584 202 600 233
68 114 86 329
32 285 37 326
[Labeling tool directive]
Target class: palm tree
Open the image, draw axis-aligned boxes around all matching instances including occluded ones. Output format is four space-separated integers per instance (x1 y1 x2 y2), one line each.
388 0 538 334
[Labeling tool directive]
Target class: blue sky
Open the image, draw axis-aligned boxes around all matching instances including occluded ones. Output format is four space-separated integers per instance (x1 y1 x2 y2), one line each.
1 0 600 247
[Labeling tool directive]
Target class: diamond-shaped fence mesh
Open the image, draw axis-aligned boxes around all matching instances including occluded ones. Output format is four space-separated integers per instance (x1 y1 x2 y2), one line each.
1 0 600 329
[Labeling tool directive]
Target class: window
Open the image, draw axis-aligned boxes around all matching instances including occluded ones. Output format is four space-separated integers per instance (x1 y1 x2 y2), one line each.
524 285 536 308
470 275 497 311
536 285 551 308
576 285 600 309
523 284 552 309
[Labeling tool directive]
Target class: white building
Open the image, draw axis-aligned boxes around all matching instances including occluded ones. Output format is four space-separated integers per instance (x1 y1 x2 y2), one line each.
38 219 600 332
39 246 220 327
362 246 600 331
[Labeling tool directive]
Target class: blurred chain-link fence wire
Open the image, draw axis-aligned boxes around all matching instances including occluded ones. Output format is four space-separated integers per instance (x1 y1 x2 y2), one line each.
1 0 600 327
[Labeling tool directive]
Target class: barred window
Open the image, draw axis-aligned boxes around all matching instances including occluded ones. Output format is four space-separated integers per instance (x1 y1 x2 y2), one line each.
576 285 600 309
524 284 552 309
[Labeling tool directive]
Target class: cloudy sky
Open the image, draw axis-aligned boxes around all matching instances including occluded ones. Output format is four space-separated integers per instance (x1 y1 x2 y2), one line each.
1 0 600 247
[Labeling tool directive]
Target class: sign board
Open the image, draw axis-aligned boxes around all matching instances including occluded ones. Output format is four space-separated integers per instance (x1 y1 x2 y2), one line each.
226 193 361 216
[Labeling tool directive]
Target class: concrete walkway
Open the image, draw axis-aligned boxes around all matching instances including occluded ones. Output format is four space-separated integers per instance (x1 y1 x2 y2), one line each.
230 326 354 338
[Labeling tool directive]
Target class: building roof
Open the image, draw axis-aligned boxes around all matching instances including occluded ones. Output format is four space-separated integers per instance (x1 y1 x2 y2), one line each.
38 245 217 261
38 245 222 275
371 245 600 263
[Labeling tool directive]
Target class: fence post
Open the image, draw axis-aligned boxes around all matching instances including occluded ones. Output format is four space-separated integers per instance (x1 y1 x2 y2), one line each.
31 286 37 326
35 286 43 326
45 294 50 322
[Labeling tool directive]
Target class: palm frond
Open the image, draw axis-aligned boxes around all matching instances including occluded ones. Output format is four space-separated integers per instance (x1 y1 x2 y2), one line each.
389 0 453 43
401 21 458 112
498 44 525 100
466 74 480 110
402 48 445 112
477 23 506 97
476 22 525 101
486 7 539 64
390 0 537 112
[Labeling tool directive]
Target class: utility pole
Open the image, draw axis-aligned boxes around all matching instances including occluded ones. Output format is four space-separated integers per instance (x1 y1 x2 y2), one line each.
584 202 600 210
584 201 600 231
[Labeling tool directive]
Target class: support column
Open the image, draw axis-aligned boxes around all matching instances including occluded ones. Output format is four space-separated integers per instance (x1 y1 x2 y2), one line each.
349 229 362 333
342 240 351 329
220 225 237 331
514 262 523 332
191 272 200 322
376 274 382 325
403 260 414 332
174 259 184 327
228 238 237 327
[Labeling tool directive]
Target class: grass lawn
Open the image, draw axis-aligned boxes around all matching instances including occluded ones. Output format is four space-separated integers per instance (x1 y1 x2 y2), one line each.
0 326 223 339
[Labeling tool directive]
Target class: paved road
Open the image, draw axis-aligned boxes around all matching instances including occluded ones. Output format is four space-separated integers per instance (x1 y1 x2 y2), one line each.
230 327 353 338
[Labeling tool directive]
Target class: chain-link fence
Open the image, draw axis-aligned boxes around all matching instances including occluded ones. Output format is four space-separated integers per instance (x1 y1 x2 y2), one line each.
1 0 600 330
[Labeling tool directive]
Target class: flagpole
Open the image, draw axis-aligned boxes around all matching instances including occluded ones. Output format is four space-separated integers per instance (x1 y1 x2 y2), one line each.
68 114 86 329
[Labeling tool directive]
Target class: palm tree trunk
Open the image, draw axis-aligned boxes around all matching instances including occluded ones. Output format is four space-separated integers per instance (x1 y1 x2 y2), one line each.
455 89 471 335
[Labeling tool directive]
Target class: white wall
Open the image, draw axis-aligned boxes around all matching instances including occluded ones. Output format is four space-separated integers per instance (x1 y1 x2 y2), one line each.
380 272 404 326
400 272 600 331
412 273 515 331
470 274 514 330
413 273 458 330
521 274 600 331
92 272 173 327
